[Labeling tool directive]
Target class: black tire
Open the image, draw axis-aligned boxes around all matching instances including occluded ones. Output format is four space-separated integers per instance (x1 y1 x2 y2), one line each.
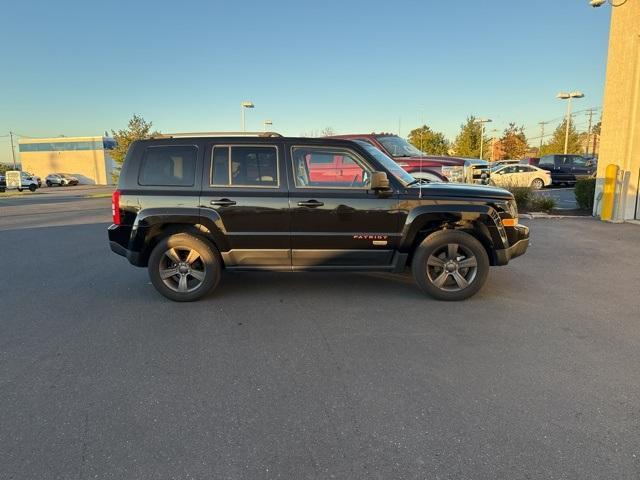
29 184 37 192
17 188 23 192
46 180 52 187
148 233 221 302
412 230 490 301
531 178 544 190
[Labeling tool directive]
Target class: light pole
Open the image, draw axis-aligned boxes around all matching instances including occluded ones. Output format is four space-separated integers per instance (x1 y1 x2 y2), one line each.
263 119 273 132
241 101 255 132
556 91 584 154
477 118 492 160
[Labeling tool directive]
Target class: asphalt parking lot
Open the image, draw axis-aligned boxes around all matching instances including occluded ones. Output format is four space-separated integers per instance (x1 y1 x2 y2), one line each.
1 194 639 479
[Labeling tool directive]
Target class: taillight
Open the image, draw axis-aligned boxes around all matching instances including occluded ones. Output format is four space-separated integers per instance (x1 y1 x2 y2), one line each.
112 190 121 225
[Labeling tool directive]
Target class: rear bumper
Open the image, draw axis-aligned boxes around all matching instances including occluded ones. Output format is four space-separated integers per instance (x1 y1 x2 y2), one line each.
495 224 529 265
108 224 142 266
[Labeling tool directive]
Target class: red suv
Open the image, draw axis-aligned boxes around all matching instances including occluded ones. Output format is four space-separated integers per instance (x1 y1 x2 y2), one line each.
330 133 466 182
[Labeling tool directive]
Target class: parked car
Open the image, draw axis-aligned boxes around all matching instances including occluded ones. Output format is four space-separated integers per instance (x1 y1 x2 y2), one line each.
108 132 529 302
329 133 463 182
489 164 552 189
1 171 39 192
537 154 596 185
46 173 79 186
22 171 42 187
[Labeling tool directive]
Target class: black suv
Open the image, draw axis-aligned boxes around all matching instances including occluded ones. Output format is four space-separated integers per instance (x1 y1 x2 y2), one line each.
538 154 596 185
108 133 529 301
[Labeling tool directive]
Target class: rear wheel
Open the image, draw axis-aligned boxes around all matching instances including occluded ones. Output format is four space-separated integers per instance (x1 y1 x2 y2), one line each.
412 230 490 301
46 180 52 187
531 178 544 190
148 233 221 302
17 188 23 192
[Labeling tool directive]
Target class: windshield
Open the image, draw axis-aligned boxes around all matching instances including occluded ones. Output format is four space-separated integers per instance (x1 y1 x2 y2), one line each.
377 136 424 157
354 140 415 186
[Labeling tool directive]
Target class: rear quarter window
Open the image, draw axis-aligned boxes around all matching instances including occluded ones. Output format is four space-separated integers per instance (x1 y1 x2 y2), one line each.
138 145 197 186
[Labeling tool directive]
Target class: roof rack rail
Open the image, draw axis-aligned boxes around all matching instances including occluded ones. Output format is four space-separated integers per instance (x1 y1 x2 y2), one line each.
151 131 282 139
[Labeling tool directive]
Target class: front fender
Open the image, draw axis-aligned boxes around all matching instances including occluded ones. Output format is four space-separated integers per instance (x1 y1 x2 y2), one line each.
399 203 508 252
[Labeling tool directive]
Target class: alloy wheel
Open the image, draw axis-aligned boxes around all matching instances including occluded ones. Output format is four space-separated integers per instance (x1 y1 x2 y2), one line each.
426 243 478 292
159 247 206 293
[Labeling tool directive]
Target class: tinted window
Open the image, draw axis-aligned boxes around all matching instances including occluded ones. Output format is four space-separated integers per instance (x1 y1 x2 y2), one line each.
211 147 230 185
138 146 197 186
292 147 371 188
19 140 104 152
572 156 588 166
539 155 554 166
211 145 278 187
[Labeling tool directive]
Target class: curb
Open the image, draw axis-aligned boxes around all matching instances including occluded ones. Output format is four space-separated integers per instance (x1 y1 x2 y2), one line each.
520 212 594 219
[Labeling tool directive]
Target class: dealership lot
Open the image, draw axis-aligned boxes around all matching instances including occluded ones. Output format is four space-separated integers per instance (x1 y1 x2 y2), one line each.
1 196 639 479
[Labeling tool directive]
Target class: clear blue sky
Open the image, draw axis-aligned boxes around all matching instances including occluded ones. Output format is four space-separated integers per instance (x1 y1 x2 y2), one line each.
0 0 611 164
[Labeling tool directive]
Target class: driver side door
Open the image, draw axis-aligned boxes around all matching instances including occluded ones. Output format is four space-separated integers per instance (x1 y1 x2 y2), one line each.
288 144 400 268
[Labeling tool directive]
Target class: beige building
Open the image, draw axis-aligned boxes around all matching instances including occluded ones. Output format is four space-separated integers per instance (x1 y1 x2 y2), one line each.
594 1 640 221
19 136 116 185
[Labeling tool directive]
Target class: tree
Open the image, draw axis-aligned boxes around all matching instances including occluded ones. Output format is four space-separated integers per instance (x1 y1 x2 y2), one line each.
500 123 528 159
320 126 335 137
539 119 582 156
452 116 484 158
110 114 159 181
408 125 449 155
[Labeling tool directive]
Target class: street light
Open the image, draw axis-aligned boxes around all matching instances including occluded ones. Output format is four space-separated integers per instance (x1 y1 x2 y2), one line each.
241 101 255 132
556 91 584 154
263 119 273 132
477 118 492 160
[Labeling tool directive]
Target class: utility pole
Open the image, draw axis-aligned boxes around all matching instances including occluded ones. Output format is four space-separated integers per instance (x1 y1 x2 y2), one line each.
490 128 499 161
585 108 595 156
9 131 17 169
538 121 549 155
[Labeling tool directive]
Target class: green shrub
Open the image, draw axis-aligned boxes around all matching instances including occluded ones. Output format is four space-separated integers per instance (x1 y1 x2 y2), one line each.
502 184 557 213
507 186 534 212
574 178 596 211
530 196 556 213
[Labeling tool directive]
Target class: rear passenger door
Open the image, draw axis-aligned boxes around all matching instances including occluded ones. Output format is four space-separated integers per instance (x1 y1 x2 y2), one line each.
200 141 290 268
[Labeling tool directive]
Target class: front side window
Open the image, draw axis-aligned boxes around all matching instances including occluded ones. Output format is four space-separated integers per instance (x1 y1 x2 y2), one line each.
572 156 587 166
354 140 414 185
138 145 197 186
292 147 371 189
211 145 278 187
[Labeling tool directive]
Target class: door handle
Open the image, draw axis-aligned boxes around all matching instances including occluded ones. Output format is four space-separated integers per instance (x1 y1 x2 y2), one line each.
297 200 324 207
210 199 236 206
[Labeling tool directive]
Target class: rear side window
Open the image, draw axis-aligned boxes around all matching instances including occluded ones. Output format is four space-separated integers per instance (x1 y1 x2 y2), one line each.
211 145 279 187
539 155 554 166
138 146 197 186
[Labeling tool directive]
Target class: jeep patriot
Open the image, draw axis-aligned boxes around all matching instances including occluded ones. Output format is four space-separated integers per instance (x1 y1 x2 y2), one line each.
108 132 529 301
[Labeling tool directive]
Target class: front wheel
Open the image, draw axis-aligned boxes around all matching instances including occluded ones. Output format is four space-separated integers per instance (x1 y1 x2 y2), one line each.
412 230 490 301
17 188 23 192
148 233 221 302
29 184 37 192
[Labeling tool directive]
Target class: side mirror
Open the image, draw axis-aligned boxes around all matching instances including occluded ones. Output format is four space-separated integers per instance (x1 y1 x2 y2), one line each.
370 171 390 191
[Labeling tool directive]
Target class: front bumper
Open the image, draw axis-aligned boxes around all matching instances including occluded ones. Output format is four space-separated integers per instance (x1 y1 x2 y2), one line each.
495 224 529 265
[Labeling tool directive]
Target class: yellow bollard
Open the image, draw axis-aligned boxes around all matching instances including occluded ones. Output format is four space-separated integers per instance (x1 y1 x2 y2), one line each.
601 164 619 221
